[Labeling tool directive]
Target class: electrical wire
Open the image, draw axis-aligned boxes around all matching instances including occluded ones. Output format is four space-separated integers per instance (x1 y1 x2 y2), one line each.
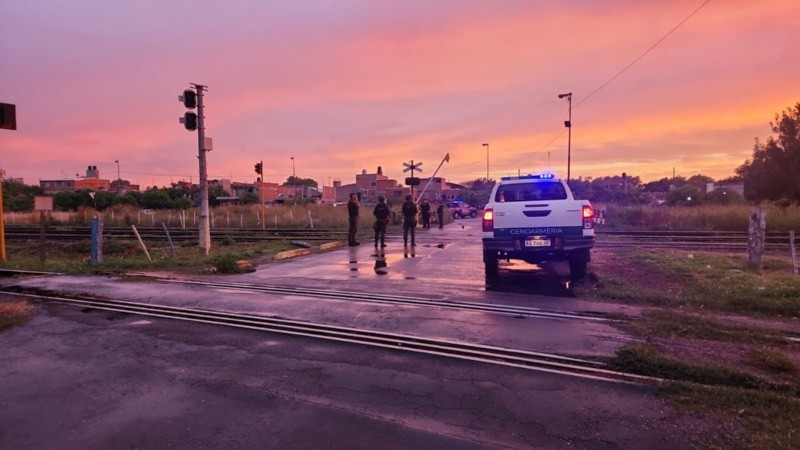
498 0 713 172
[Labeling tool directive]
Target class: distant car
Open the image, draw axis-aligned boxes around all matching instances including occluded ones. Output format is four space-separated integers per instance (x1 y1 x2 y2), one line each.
448 201 478 219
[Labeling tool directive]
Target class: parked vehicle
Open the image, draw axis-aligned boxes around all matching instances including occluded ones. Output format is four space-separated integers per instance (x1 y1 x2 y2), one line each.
481 173 595 278
447 201 478 219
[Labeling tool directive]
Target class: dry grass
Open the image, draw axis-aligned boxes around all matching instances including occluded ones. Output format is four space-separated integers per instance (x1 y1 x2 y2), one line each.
0 298 34 332
747 346 799 375
603 203 800 231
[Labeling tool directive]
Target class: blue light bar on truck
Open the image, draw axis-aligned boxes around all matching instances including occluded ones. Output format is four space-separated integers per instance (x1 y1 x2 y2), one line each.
500 173 557 181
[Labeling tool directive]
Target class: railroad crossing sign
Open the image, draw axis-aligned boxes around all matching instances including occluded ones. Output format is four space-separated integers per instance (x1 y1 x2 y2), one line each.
403 160 423 198
402 161 422 173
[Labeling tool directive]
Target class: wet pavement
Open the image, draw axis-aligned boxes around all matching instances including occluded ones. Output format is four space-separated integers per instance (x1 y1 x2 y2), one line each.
0 219 717 449
2 218 640 358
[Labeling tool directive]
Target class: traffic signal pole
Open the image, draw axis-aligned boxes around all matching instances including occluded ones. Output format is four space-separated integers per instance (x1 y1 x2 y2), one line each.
194 84 211 255
0 177 6 262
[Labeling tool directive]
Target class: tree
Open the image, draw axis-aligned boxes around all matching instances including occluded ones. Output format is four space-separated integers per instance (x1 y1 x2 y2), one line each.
285 176 318 188
240 192 260 205
208 184 230 207
737 103 800 201
666 185 703 206
457 178 495 208
2 179 43 212
706 188 744 205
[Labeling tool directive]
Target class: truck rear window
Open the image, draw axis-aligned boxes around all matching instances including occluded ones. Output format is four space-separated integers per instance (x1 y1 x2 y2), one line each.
495 182 567 202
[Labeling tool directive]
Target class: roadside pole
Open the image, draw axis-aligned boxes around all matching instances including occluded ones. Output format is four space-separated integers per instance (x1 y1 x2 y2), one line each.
0 178 6 261
33 196 53 264
195 84 211 255
416 153 450 204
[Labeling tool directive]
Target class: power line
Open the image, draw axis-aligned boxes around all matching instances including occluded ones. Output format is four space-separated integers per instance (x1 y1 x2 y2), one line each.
575 0 713 108
504 0 713 171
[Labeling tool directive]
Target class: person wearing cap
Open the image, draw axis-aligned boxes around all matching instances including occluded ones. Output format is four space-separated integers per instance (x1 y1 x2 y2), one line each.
401 194 418 246
373 195 390 248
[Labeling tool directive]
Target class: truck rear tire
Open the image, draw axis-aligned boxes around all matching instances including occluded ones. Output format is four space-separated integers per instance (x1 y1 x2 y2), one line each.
569 259 587 279
484 250 499 278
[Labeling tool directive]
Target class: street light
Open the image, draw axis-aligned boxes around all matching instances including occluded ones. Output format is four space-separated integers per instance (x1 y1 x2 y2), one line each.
558 92 572 183
290 156 296 198
482 143 489 180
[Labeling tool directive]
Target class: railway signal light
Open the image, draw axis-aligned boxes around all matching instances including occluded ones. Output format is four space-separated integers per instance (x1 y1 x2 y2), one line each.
178 88 198 131
180 90 197 109
0 103 16 130
180 112 198 131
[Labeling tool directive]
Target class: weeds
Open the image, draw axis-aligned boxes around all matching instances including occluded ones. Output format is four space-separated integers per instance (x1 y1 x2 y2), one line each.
582 248 800 317
0 239 290 275
625 310 789 346
0 298 34 332
747 347 799 375
663 383 800 450
610 343 766 389
602 203 800 232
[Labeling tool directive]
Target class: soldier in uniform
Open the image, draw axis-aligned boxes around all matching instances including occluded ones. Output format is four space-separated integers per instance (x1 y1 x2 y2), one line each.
347 193 360 246
373 195 390 248
401 195 418 246
420 200 431 228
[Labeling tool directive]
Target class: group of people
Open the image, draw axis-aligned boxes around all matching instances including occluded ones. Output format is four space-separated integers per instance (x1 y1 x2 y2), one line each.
347 193 445 248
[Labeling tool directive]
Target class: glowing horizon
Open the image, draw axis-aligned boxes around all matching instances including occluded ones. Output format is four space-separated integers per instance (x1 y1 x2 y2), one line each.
2 0 798 188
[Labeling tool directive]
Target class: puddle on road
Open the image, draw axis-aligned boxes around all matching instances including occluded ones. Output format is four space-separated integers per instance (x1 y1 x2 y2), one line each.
485 261 574 297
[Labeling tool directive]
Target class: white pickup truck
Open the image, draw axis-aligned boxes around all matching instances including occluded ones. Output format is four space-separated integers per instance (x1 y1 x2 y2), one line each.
481 174 595 279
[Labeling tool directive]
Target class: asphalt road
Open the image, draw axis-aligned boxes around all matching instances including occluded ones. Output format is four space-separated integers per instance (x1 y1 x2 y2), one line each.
0 219 716 449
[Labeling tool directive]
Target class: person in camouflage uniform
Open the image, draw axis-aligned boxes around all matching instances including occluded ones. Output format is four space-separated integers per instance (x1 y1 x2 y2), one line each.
373 195 390 248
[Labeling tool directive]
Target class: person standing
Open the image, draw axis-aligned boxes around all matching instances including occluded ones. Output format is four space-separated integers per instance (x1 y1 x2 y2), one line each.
373 195 390 248
437 202 445 229
347 193 360 246
420 200 431 229
401 195 418 246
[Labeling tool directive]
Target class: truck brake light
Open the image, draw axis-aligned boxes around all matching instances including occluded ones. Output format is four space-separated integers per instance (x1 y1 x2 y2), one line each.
482 208 494 232
582 205 595 229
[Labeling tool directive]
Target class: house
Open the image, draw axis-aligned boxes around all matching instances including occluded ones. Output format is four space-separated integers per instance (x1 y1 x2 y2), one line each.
40 165 111 194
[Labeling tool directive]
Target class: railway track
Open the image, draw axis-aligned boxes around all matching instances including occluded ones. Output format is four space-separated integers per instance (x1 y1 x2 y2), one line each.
0 268 611 322
595 230 800 251
160 279 612 322
0 289 657 385
4 225 798 251
2 225 346 243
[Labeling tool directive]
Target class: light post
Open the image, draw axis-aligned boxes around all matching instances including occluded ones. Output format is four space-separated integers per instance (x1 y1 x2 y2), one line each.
290 156 296 198
114 160 120 191
558 92 572 183
482 143 489 180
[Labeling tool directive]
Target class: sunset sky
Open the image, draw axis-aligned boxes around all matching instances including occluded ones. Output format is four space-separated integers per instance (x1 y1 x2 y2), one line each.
2 0 798 189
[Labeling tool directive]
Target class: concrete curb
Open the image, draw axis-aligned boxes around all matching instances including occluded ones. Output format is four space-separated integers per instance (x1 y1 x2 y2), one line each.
274 248 311 261
319 242 343 251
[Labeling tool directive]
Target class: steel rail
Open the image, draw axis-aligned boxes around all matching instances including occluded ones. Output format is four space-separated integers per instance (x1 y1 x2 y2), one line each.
163 279 610 322
2 290 657 385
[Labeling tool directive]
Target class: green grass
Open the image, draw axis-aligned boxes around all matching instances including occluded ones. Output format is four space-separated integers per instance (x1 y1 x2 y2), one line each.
624 310 789 346
580 248 800 317
610 344 767 389
662 383 800 450
0 239 292 275
747 347 799 375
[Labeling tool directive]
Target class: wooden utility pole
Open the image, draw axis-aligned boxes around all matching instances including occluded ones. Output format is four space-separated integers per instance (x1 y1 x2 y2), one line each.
747 208 766 270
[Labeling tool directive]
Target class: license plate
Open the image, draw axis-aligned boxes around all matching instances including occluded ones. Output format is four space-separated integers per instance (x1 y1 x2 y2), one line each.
524 237 550 247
